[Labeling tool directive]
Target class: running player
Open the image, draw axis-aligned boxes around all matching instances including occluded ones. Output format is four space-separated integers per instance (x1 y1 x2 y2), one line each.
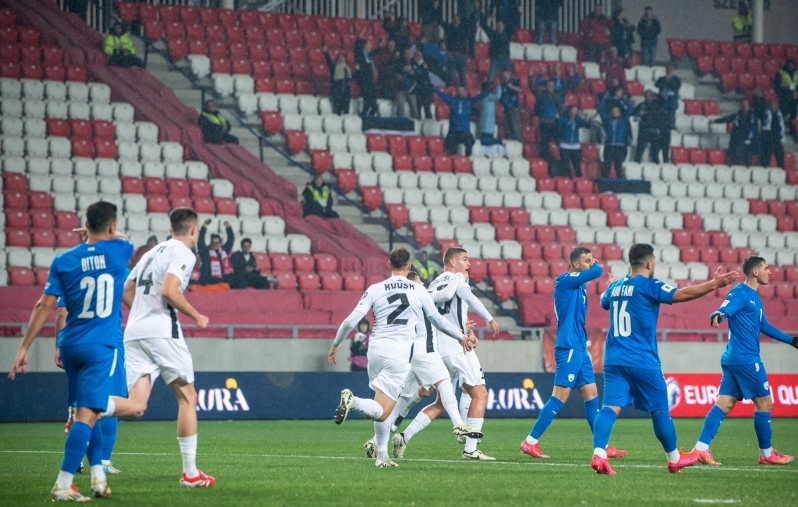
521 247 627 459
327 248 477 467
398 247 500 460
692 256 796 466
8 202 132 501
590 243 738 476
103 207 215 487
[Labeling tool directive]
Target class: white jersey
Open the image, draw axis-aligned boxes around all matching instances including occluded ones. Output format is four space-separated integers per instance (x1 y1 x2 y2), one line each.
428 271 494 357
124 239 197 342
412 314 437 356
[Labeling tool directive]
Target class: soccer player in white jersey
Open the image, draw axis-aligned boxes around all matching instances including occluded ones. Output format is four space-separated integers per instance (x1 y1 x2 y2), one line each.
398 247 500 460
362 271 483 459
327 248 477 467
103 208 215 487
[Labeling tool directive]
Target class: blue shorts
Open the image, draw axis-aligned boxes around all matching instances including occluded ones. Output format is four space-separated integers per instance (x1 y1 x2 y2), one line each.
719 363 770 400
602 365 669 413
553 347 595 389
61 343 122 412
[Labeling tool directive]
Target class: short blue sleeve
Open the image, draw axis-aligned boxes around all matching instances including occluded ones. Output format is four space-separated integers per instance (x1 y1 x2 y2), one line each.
557 263 603 290
643 278 676 305
717 289 745 318
56 297 66 308
43 256 63 298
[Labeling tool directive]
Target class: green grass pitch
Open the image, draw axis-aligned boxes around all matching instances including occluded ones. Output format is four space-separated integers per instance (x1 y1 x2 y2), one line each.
1 418 797 506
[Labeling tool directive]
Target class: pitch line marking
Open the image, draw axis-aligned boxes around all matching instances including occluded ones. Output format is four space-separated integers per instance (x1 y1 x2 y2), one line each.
1 450 796 474
692 500 741 504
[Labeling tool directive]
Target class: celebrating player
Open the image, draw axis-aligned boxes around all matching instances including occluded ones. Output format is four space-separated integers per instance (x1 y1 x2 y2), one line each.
590 244 738 476
8 202 133 501
327 248 476 468
692 256 796 466
521 247 627 460
103 207 215 488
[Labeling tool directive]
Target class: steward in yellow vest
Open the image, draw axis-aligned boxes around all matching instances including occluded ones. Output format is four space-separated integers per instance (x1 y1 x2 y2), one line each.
103 22 144 68
412 250 437 285
303 175 339 218
198 100 239 145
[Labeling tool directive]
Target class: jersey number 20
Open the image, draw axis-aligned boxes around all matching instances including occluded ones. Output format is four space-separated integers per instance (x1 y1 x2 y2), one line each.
611 300 632 337
77 274 114 319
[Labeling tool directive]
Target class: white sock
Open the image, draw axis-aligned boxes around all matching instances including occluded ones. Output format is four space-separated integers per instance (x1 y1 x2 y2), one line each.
401 391 422 417
403 412 431 443
464 417 483 453
593 447 607 459
102 397 116 417
101 459 111 466
694 441 709 452
525 436 538 445
459 391 471 424
391 397 410 423
56 471 74 489
177 434 198 477
438 379 464 426
760 447 773 458
90 465 106 484
352 397 384 420
375 419 391 453
666 449 680 462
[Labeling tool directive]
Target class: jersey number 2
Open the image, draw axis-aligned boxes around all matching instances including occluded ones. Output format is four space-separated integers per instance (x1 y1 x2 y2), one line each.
386 294 410 325
77 274 114 319
611 300 632 337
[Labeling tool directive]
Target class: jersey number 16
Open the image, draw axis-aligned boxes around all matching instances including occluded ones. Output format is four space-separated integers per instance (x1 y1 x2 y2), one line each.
611 300 632 337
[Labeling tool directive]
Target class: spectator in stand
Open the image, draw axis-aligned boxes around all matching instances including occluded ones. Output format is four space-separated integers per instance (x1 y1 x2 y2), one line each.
412 250 437 286
500 70 522 141
530 66 579 171
713 100 757 167
633 90 669 163
229 238 279 290
420 0 444 43
580 3 611 64
395 47 418 119
354 32 382 117
479 81 503 147
610 8 635 59
303 174 339 218
557 106 591 177
348 319 371 372
751 88 767 119
732 1 752 42
384 9 411 52
197 219 235 288
601 46 629 87
597 95 632 179
636 6 660 66
535 0 563 45
198 100 239 145
413 50 435 120
480 7 519 83
422 39 449 83
760 100 786 169
324 45 352 116
441 14 470 87
376 39 398 99
490 0 519 23
103 22 144 68
466 0 481 57
655 64 681 129
534 64 581 93
434 86 488 156
775 59 798 134
129 235 157 269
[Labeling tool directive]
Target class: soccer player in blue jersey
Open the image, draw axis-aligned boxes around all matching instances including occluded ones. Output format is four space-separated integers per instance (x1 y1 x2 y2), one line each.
590 243 739 476
692 256 797 466
8 202 133 501
520 247 627 460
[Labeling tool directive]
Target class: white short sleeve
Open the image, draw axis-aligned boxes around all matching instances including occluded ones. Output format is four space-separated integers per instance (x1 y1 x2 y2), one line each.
166 250 196 279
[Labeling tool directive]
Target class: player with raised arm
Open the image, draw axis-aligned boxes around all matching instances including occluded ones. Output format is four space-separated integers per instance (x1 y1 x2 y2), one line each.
327 248 476 468
102 207 215 488
8 202 133 501
395 248 501 461
590 244 738 476
521 247 627 460
692 256 796 466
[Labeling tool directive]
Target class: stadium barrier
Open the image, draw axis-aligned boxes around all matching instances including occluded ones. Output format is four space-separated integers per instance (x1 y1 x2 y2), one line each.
3 372 797 422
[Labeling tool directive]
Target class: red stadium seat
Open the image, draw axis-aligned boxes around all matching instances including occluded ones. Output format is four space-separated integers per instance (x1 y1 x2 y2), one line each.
94 140 116 159
334 169 356 193
6 210 29 228
683 99 702 115
522 243 542 260
66 65 87 82
46 118 69 137
28 191 52 210
320 274 343 291
8 267 34 286
719 73 736 92
469 207 490 224
510 208 529 226
387 135 408 155
490 208 510 225
92 120 114 141
555 227 576 243
534 278 554 296
315 254 338 274
689 148 707 164
465 259 485 283
366 134 387 152
293 254 315 274
146 196 169 213
6 228 31 247
685 40 703 60
360 187 382 212
413 156 432 172
427 137 444 156
284 131 306 154
30 210 54 228
542 243 563 261
344 274 366 291
32 229 55 248
670 147 688 164
452 156 471 174
492 277 514 301
507 260 529 277
737 73 754 91
391 155 412 171
433 155 452 173
386 204 409 229
56 230 80 248
215 198 237 215
487 260 508 278
260 112 282 136
696 56 713 76
682 213 702 229
561 194 581 209
144 177 167 195
310 150 331 173
600 194 619 211
54 211 79 230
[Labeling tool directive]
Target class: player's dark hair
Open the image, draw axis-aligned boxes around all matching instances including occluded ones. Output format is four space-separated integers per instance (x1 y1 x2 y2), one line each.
628 243 655 268
210 234 221 242
169 207 198 236
240 238 252 247
407 271 420 281
742 256 766 277
569 247 592 263
389 247 411 270
86 201 117 233
443 247 467 266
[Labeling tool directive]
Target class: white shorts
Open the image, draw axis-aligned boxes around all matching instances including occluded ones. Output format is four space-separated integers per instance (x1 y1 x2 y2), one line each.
408 352 450 390
442 351 485 388
367 354 411 401
125 338 195 389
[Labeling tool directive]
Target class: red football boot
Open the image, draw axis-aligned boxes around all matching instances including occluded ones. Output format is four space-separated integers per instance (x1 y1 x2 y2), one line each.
606 445 628 458
180 470 216 488
520 439 550 459
759 449 794 465
668 449 700 473
591 454 616 475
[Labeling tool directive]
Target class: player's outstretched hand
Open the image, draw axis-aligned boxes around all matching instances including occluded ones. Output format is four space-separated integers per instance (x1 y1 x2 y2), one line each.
460 337 473 353
8 349 28 380
195 314 209 329
710 311 725 328
607 271 617 285
327 347 338 365
204 218 212 226
489 319 499 338
712 267 739 288
465 319 476 334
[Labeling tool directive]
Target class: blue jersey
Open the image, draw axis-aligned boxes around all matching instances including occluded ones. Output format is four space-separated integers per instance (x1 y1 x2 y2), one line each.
554 263 603 350
45 240 133 348
601 274 676 369
716 283 793 365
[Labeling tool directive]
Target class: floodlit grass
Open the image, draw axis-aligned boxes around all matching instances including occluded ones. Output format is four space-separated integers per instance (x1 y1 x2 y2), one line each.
1 418 797 506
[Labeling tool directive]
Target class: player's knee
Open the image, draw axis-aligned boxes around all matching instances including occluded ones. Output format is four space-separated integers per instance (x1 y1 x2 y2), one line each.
469 386 488 402
753 396 772 412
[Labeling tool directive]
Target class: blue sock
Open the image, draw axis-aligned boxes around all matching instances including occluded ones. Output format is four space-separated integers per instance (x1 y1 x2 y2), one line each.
651 411 678 453
61 422 91 474
529 397 564 439
584 397 599 433
753 411 772 450
86 421 103 467
101 417 118 462
592 407 617 450
697 406 727 446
